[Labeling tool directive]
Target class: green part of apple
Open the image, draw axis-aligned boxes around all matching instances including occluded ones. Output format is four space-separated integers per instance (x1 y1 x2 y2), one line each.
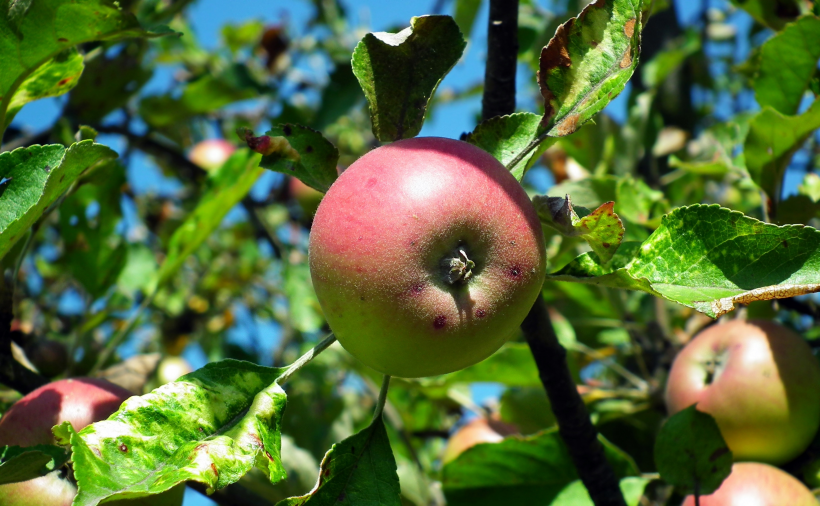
309 137 547 378
681 462 817 506
665 319 820 465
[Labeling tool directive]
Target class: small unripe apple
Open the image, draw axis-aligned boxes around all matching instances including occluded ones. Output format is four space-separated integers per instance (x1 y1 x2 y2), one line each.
289 176 324 216
0 378 184 506
665 319 820 465
442 417 518 464
188 139 236 172
681 462 816 506
156 356 193 385
309 137 546 378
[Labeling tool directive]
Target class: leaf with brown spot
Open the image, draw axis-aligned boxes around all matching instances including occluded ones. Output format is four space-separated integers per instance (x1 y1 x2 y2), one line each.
538 0 642 137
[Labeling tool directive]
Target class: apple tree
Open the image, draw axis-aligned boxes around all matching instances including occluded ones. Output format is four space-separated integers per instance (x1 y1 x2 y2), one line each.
1 0 820 505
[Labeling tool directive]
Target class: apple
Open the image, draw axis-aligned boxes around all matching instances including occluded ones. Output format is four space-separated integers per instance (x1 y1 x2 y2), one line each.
0 378 184 506
309 137 546 378
289 176 324 217
442 416 518 464
156 355 193 385
665 319 820 465
188 138 236 172
682 462 816 506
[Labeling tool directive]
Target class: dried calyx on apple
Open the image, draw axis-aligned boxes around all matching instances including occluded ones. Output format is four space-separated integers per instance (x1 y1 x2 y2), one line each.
309 137 546 378
665 318 820 465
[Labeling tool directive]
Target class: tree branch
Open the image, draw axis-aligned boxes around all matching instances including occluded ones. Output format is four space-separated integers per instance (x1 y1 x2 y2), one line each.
522 295 626 506
481 0 519 121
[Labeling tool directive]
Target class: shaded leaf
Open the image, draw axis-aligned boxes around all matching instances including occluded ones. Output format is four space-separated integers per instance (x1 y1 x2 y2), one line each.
63 360 287 506
534 195 625 263
0 444 70 485
745 100 820 205
240 125 339 193
442 343 541 387
352 15 466 142
539 0 642 137
654 406 732 495
464 112 556 180
156 148 263 286
453 0 482 38
0 141 117 261
0 0 174 130
549 205 820 318
728 0 803 31
641 29 700 88
754 16 820 115
277 416 402 506
442 428 638 506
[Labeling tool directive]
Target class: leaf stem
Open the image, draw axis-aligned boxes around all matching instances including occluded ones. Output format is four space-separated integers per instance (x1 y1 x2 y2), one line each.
372 374 391 422
276 333 337 385
504 128 552 173
90 289 157 375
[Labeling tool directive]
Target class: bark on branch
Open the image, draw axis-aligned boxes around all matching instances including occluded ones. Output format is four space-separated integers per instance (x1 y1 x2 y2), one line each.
481 0 519 121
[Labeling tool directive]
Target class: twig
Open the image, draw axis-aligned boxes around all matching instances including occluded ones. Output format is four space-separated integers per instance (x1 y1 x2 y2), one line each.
522 295 627 506
481 0 519 121
90 290 157 375
275 333 337 385
372 374 391 422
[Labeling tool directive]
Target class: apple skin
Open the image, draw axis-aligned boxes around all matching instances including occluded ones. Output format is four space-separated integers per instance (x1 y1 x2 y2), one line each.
681 462 816 506
665 319 820 465
0 378 184 506
188 139 236 172
309 137 546 378
442 417 518 464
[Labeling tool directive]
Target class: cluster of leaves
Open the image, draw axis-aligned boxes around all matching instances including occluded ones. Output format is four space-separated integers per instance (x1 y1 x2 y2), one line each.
0 0 819 505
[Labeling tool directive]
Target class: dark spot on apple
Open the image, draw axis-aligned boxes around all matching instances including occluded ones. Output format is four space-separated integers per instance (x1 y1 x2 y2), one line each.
411 284 424 295
602 242 611 248
283 125 292 136
306 145 314 153
360 296 365 301
433 315 447 329
475 308 486 318
366 178 378 189
119 444 128 452
211 463 219 476
508 266 522 279
709 447 729 462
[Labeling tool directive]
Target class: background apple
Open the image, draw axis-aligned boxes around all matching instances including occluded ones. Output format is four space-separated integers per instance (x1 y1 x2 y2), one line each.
289 176 324 217
442 416 518 464
309 137 547 378
0 378 184 506
156 355 194 385
665 319 820 465
681 462 817 506
188 139 236 172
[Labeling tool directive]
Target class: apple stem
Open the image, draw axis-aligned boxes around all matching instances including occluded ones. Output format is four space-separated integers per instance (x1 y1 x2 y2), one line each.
441 248 475 284
276 333 338 385
372 375 391 422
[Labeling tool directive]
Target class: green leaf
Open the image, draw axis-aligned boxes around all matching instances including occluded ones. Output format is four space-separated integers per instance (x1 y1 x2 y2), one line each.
464 113 556 181
654 406 732 496
442 343 541 387
313 63 364 130
754 16 820 115
728 0 804 30
745 100 820 204
156 148 263 287
352 15 466 142
549 204 820 318
0 444 70 485
58 161 128 298
140 64 264 128
240 125 339 193
276 416 402 506
283 259 324 333
66 360 288 506
4 48 84 126
0 141 117 261
442 428 638 505
453 0 482 38
539 0 642 137
0 0 175 130
500 387 556 434
641 29 700 88
549 477 650 506
533 195 625 263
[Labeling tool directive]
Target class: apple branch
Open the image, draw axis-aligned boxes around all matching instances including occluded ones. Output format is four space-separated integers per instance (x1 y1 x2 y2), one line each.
522 295 626 506
481 0 519 120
